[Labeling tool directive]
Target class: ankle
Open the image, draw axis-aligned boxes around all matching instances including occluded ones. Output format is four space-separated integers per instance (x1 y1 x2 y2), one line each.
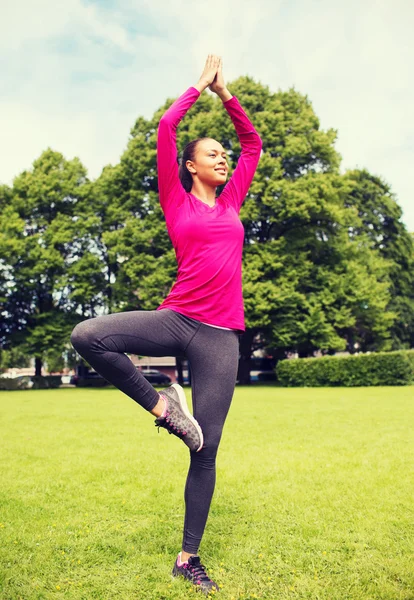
180 550 195 564
150 394 167 417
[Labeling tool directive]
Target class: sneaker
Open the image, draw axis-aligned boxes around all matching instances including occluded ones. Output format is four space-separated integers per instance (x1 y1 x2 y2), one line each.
154 383 204 452
172 554 220 595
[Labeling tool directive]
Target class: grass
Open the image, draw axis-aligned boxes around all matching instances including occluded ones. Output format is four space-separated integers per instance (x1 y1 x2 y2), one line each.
0 385 413 600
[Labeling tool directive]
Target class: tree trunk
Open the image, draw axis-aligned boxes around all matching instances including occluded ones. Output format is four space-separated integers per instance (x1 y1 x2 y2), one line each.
175 355 184 385
77 360 88 377
35 356 42 377
238 328 255 385
187 359 192 386
347 331 355 354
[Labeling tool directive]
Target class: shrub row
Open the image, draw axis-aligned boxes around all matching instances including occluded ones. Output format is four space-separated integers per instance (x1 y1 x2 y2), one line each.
276 350 414 387
0 375 62 391
0 377 31 391
31 376 62 389
75 377 109 388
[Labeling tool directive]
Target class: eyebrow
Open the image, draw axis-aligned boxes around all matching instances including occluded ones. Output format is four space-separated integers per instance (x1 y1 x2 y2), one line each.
206 149 227 154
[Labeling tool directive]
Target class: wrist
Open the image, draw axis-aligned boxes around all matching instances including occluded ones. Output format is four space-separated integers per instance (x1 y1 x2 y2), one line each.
217 88 233 102
194 80 208 93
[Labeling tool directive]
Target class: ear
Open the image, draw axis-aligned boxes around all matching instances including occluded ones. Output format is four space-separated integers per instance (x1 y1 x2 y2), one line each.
186 160 196 174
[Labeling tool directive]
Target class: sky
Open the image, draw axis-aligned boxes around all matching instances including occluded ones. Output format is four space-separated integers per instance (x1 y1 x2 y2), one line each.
1 0 413 231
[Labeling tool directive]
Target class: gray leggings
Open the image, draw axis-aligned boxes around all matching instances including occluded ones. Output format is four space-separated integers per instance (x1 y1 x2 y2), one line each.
70 308 240 554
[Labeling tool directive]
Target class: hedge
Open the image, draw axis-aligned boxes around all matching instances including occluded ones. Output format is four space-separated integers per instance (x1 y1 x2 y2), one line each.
31 376 62 389
0 375 62 391
0 376 32 391
276 350 414 387
75 377 109 388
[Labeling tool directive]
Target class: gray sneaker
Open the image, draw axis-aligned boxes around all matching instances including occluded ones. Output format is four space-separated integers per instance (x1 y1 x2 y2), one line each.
154 383 204 452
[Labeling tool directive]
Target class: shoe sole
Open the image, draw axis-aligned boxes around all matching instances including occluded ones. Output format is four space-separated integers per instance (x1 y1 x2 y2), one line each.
170 383 204 452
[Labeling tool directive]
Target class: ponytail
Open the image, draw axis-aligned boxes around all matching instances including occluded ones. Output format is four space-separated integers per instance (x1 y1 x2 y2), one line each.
179 138 208 192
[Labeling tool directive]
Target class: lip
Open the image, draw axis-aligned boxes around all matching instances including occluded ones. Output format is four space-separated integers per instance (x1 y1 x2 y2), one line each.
215 169 227 174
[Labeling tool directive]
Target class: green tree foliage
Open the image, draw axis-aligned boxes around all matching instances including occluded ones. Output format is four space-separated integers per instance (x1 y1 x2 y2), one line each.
1 78 411 382
210 80 395 373
0 149 88 375
0 346 31 374
343 169 414 349
65 165 122 317
99 77 399 382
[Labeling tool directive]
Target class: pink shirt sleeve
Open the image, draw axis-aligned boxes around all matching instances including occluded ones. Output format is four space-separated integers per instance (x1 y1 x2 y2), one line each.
219 96 263 213
157 87 201 224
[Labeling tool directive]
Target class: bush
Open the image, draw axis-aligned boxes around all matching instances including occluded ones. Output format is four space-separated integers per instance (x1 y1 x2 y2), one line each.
75 377 109 388
0 376 32 391
276 350 414 387
31 376 62 389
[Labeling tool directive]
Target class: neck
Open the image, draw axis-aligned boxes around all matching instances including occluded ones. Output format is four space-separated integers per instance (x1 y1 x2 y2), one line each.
190 181 217 203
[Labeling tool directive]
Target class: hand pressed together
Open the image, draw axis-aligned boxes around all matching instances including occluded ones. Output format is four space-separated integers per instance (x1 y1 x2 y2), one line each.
196 54 229 98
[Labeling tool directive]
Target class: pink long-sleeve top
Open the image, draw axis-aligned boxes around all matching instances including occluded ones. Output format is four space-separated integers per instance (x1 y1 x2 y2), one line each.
156 86 262 333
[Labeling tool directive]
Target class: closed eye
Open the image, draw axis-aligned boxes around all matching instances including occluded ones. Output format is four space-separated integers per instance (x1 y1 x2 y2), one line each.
208 152 227 158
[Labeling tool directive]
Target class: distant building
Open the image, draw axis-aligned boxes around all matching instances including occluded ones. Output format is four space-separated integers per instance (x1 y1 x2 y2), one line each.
2 355 188 383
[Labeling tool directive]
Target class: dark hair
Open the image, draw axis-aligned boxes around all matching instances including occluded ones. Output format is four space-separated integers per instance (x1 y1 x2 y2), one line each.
178 137 210 192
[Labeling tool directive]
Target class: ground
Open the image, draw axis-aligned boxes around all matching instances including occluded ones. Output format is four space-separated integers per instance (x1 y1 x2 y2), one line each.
1 385 413 599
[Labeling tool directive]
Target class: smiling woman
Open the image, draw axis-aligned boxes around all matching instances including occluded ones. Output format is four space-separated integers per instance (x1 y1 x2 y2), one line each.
70 53 262 597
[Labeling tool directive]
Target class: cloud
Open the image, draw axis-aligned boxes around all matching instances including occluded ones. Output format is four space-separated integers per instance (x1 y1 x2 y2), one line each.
0 0 413 231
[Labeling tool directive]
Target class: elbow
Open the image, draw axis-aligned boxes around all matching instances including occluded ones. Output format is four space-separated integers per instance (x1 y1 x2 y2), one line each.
158 117 167 131
241 132 263 159
258 135 263 158
158 116 168 131
159 114 174 128
157 117 172 141
158 115 177 138
251 132 263 157
159 114 169 124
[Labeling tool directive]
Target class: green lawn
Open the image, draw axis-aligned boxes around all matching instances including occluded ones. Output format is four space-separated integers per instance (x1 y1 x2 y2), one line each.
1 385 413 600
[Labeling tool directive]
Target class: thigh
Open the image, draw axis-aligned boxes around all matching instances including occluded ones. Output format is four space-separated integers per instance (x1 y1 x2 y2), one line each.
72 308 199 358
185 325 240 448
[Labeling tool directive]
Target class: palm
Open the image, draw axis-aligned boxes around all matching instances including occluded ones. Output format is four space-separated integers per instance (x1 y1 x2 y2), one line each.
209 60 225 93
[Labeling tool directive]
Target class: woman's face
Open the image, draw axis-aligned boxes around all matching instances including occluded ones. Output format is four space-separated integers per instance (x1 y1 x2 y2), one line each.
186 138 228 186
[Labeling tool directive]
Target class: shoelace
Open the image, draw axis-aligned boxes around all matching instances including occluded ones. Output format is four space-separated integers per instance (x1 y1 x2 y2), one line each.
186 557 213 584
156 412 187 437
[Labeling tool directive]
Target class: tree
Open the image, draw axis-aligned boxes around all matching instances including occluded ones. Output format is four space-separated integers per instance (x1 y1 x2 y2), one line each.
242 171 395 362
343 169 414 349
227 79 394 378
92 77 397 382
1 149 88 375
2 78 406 382
0 346 31 375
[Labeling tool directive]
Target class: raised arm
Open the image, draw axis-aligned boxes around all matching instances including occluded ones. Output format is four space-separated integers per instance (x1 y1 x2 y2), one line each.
157 55 223 223
210 58 262 213
219 96 262 213
157 88 200 221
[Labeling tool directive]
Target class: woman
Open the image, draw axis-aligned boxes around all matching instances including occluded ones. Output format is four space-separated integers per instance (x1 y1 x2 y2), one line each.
70 54 262 595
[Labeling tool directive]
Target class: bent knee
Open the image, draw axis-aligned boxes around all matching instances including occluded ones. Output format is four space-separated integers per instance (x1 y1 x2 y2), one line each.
191 436 222 466
70 319 98 352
